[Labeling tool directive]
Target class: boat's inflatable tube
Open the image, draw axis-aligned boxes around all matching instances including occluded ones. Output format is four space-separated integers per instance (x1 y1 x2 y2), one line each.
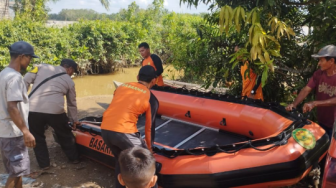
59 83 329 188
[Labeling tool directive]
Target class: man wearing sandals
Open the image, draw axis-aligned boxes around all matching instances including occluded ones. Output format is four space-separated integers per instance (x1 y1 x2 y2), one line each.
0 41 37 188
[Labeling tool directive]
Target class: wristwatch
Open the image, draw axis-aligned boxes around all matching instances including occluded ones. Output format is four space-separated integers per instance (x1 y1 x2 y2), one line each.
250 90 255 95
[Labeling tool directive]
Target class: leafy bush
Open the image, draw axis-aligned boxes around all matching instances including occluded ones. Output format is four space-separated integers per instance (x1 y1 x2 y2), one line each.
0 1 203 73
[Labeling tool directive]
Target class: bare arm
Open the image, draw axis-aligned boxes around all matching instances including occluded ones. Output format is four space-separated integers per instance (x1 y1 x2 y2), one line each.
314 98 336 107
7 101 35 148
66 84 79 124
144 104 152 151
23 68 38 91
303 97 336 113
286 86 312 111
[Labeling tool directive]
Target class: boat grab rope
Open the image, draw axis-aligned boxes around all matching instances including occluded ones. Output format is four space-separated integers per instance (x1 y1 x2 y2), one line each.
153 120 302 158
77 111 309 158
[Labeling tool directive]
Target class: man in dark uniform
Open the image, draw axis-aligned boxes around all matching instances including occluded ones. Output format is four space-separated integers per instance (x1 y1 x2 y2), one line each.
24 59 80 169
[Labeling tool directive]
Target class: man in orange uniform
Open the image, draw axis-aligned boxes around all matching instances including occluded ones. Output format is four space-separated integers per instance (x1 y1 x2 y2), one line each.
235 46 264 100
101 65 159 188
138 42 164 86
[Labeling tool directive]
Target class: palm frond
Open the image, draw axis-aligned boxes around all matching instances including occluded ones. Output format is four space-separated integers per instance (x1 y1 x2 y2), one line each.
99 0 110 10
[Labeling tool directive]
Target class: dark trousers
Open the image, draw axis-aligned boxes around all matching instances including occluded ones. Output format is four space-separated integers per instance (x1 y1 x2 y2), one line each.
101 130 157 188
28 112 79 168
320 123 333 140
317 123 333 182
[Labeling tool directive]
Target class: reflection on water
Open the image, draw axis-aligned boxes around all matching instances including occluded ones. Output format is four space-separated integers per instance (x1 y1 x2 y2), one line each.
73 66 182 98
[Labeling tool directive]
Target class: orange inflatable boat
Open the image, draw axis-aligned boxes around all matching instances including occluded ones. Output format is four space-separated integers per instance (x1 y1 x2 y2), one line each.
61 82 329 188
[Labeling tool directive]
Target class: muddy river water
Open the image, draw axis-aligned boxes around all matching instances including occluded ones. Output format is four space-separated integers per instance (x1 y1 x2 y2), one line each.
73 66 181 97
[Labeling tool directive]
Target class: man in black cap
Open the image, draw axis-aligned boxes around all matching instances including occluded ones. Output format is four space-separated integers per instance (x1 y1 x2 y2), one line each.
23 58 80 170
101 65 159 188
0 41 37 188
286 45 336 139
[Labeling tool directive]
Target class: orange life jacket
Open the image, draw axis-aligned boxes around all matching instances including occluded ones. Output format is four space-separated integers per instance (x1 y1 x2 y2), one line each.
142 55 164 86
240 62 263 100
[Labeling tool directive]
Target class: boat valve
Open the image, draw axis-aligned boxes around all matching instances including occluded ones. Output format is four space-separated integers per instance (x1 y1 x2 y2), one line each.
220 118 226 126
185 111 191 118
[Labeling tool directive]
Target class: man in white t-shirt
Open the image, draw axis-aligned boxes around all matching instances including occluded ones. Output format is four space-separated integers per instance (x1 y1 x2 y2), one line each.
0 41 37 188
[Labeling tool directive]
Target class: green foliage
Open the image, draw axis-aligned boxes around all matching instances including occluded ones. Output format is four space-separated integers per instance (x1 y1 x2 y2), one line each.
3 0 334 111
0 1 203 74
49 9 111 21
13 0 50 22
176 0 335 105
305 0 336 47
68 20 146 66
0 19 72 67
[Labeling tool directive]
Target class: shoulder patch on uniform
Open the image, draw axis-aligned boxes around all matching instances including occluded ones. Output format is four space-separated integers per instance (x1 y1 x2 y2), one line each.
29 67 38 74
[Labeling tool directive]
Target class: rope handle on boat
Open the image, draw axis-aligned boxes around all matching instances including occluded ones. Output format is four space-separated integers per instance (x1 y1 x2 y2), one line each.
215 142 249 154
77 125 87 133
246 132 289 151
290 108 312 125
302 111 313 125
88 129 98 136
185 148 208 155
155 123 297 158
248 140 282 151
153 147 183 158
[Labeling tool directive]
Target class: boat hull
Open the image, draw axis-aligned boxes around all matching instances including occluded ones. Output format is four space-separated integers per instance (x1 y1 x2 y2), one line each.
61 82 329 187
63 116 329 188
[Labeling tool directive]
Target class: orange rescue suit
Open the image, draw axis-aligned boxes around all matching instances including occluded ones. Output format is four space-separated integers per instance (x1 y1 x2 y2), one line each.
142 55 164 86
241 62 263 100
101 82 153 150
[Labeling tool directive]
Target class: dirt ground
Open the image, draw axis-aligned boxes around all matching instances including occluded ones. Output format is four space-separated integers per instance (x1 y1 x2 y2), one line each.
0 95 318 188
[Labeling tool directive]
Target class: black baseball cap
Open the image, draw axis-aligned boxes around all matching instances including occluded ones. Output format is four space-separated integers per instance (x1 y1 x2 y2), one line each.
139 65 157 79
9 41 39 58
60 59 79 74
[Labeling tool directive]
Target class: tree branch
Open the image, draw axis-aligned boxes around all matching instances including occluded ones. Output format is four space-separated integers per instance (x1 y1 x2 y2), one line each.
282 0 323 5
275 61 314 74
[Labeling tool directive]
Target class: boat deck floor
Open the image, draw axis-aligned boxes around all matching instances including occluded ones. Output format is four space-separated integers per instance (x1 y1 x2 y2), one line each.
81 115 250 149
136 115 249 149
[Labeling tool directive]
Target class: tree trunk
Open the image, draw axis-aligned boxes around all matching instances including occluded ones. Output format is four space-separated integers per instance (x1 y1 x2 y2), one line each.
0 0 10 19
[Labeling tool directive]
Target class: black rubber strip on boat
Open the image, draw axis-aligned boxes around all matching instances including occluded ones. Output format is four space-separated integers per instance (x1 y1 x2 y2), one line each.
156 133 329 188
152 120 302 157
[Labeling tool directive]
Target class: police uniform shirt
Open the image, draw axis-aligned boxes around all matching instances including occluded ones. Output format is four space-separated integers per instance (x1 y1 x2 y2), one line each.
23 64 78 122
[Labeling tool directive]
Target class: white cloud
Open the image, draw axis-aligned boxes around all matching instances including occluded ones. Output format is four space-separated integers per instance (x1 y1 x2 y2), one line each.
47 0 209 14
139 0 149 5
